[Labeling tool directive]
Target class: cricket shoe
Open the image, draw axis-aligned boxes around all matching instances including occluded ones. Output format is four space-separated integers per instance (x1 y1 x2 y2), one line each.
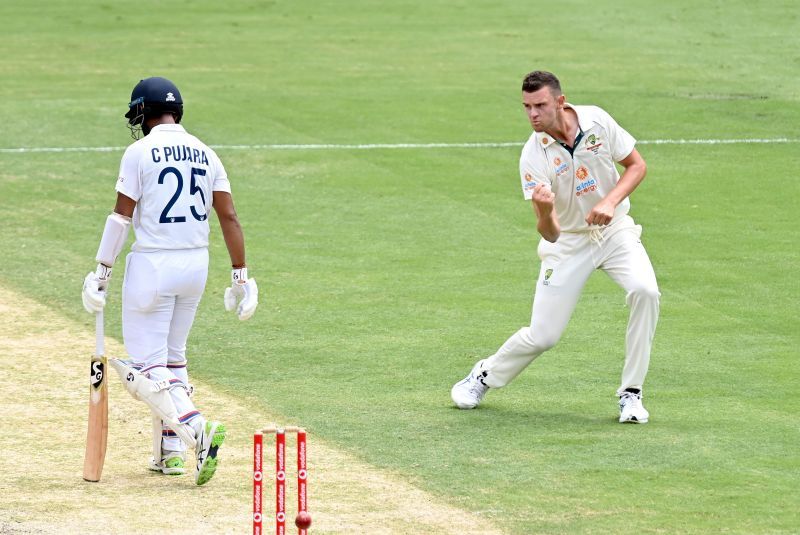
619 390 649 424
451 359 490 409
148 451 187 475
194 420 226 486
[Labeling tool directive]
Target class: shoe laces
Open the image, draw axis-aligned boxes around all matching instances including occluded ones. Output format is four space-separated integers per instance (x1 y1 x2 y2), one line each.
467 370 489 396
620 391 642 408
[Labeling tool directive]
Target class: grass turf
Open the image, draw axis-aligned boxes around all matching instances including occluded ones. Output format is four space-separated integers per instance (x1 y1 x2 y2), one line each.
1 0 798 532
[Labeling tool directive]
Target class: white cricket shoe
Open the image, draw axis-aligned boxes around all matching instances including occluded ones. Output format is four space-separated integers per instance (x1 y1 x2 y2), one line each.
619 391 649 424
451 359 490 409
148 450 187 475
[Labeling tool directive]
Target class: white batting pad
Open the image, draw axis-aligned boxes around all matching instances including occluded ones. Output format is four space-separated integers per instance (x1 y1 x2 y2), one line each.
109 358 196 448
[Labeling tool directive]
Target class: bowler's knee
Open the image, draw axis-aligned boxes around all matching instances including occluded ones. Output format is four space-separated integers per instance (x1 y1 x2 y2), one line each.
626 284 661 307
525 325 560 353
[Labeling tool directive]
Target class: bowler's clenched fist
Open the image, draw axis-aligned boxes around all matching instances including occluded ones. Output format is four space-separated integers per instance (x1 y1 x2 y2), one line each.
585 198 615 226
532 183 555 213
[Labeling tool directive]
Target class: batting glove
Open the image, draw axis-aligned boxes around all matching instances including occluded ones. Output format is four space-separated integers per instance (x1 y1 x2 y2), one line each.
224 267 259 321
82 264 112 314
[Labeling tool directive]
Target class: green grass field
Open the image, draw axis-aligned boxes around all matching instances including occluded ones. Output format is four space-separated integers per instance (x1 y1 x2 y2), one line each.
2 0 799 533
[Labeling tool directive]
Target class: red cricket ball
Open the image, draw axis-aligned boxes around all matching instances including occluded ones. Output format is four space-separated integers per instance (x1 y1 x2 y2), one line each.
295 511 312 529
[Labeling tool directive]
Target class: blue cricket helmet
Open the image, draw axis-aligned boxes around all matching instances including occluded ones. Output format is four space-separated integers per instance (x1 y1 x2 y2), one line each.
125 77 184 138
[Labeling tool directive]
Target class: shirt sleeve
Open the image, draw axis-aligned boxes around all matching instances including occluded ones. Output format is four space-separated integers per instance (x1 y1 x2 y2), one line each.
115 145 142 201
209 149 232 193
598 107 636 162
519 140 550 200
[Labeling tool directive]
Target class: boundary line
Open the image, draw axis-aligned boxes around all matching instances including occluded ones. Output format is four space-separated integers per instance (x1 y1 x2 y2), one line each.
1 138 797 154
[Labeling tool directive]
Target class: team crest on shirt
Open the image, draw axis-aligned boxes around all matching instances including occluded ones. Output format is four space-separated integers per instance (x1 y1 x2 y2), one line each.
584 133 603 155
543 268 553 286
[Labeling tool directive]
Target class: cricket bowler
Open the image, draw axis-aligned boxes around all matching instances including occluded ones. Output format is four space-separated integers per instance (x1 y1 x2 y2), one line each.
451 70 660 423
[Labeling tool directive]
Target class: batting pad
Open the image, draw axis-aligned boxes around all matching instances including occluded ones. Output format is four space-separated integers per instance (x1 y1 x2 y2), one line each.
109 358 197 448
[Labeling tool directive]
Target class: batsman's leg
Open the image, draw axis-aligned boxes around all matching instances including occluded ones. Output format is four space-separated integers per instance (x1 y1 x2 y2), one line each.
148 414 187 475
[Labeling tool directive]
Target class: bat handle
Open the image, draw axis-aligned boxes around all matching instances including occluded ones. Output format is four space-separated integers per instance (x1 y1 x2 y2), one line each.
96 310 104 357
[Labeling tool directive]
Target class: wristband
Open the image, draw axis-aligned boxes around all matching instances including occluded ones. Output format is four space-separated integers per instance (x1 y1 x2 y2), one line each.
232 267 248 284
95 263 112 281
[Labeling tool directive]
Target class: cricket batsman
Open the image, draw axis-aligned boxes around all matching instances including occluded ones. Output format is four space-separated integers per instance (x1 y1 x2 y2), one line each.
81 76 259 484
451 70 660 423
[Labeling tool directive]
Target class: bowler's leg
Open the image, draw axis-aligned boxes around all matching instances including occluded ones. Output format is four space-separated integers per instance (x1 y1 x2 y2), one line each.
601 228 659 424
452 238 594 408
483 273 586 387
602 230 660 395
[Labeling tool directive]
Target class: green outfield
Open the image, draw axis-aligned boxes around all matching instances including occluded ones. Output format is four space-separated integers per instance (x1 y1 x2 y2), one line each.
1 0 798 533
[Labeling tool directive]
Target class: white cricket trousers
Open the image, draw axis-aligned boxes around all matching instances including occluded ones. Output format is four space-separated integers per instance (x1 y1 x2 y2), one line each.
122 248 209 450
483 216 660 395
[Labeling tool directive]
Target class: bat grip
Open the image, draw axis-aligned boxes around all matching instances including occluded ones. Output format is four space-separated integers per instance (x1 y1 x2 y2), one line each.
95 310 104 357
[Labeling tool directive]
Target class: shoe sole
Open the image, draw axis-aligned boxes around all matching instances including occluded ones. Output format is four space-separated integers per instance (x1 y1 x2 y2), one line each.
196 422 226 486
450 385 479 409
162 465 186 475
148 465 186 475
619 416 648 424
149 457 187 475
452 400 478 409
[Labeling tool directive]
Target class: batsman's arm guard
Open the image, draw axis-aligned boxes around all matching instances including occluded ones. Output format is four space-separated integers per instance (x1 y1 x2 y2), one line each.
96 213 131 267
109 359 197 448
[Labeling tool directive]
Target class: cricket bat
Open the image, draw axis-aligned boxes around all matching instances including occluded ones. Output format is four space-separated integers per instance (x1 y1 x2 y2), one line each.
83 310 108 482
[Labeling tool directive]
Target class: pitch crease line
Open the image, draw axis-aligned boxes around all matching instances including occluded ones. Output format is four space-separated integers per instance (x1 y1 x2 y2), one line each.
1 138 797 154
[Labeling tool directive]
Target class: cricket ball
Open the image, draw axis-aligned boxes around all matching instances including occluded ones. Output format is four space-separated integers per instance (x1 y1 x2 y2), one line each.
295 511 312 529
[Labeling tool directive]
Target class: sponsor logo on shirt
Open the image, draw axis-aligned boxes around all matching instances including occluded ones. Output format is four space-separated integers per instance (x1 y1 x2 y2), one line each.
575 178 597 197
576 166 589 180
118 176 124 183
523 172 537 193
553 157 569 177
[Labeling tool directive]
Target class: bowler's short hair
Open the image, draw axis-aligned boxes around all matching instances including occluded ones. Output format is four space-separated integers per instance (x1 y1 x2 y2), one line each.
522 71 562 95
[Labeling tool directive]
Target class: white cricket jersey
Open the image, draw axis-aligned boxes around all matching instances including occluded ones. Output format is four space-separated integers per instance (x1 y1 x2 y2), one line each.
519 104 636 233
116 124 231 251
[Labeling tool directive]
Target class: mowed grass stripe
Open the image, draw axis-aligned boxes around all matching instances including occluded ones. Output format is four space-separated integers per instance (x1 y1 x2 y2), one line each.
1 140 798 534
1 137 799 153
2 0 798 532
